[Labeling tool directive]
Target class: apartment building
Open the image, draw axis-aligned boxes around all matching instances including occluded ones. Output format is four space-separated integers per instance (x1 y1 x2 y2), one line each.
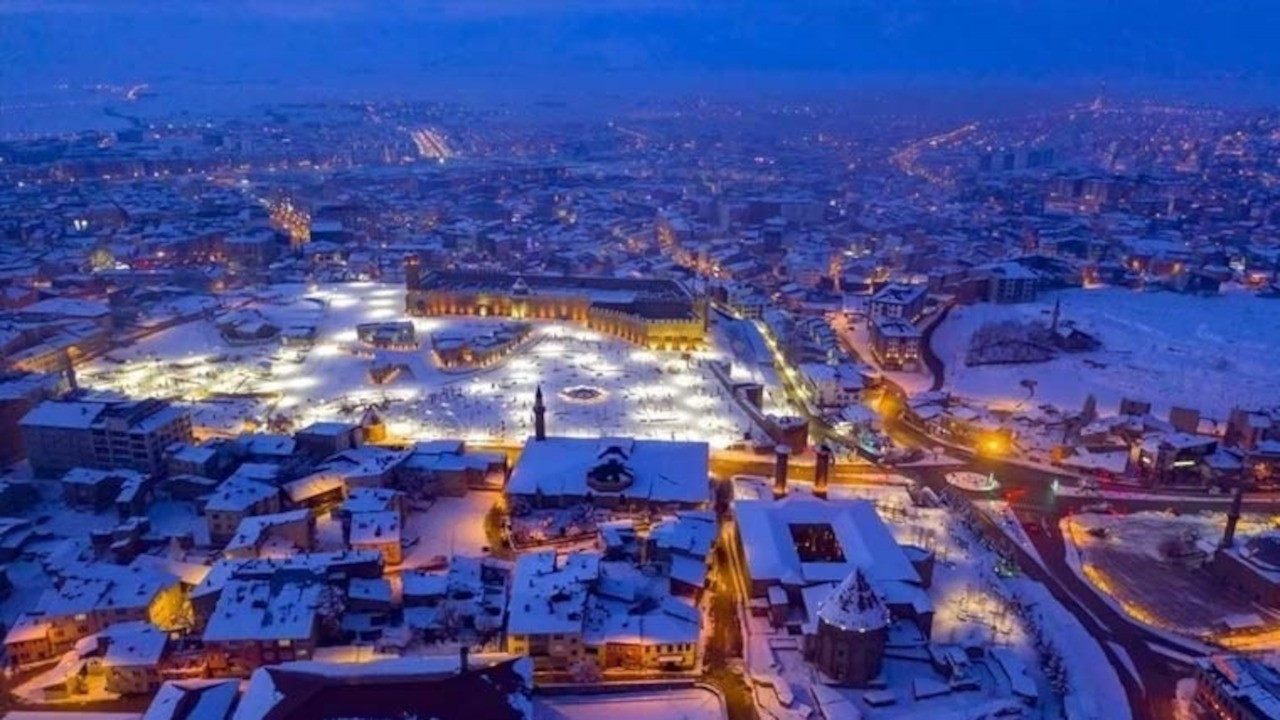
21 399 192 478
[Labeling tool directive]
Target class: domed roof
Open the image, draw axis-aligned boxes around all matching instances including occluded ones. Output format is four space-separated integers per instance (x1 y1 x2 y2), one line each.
817 567 889 632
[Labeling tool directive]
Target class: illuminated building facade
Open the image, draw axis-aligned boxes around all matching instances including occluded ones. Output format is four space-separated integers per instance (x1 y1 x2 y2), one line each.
406 269 706 351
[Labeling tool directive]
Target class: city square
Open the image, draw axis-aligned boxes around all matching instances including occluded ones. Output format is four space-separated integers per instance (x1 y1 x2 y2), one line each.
77 282 763 449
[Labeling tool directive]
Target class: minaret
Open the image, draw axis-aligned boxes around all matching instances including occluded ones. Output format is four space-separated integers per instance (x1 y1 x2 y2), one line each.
62 348 78 391
1222 487 1245 548
533 385 547 441
1050 297 1061 333
814 444 832 499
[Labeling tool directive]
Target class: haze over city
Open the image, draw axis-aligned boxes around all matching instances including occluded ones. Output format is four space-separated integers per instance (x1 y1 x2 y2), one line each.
0 3 1277 720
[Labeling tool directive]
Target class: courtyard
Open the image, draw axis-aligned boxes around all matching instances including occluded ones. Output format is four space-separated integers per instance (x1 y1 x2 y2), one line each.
78 282 764 449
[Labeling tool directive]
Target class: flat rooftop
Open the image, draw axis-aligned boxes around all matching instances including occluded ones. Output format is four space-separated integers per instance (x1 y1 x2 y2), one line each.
416 270 697 320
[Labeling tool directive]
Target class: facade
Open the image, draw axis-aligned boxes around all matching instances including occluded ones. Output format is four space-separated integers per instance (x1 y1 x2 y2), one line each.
1194 654 1280 720
202 578 322 676
430 322 531 369
295 421 362 458
204 474 283 544
982 263 1040 303
869 317 923 371
505 551 597 671
796 363 867 408
408 270 706 351
0 372 63 466
806 568 890 686
397 440 508 496
1213 533 1280 607
1130 432 1218 486
356 321 417 350
99 624 169 695
3 564 183 667
60 467 147 511
21 399 192 478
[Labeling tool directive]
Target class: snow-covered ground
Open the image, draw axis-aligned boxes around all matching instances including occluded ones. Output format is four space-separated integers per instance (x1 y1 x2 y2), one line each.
932 287 1280 417
402 491 495 567
79 283 760 448
1063 510 1274 638
745 484 1129 720
945 471 1000 493
532 688 725 720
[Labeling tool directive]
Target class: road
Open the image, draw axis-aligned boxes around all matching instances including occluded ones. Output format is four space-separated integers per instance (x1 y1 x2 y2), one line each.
918 470 1196 720
734 305 1184 718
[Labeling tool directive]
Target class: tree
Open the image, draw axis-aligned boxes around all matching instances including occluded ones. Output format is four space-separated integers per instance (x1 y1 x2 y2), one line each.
317 584 347 641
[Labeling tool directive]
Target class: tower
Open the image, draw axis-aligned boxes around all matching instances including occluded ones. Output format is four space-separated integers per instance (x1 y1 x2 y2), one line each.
62 348 78 392
773 444 790 498
404 254 422 290
533 385 546 442
814 444 832 498
1223 487 1245 548
1050 297 1061 333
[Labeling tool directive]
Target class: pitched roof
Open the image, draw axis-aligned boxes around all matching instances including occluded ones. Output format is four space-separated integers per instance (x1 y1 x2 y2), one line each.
233 655 533 720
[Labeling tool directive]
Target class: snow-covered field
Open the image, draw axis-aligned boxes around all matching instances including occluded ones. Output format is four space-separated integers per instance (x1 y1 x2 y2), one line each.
79 283 758 448
1063 510 1274 638
932 288 1280 416
533 688 725 720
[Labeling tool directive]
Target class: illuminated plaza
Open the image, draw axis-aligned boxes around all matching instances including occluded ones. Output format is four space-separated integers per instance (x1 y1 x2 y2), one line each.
77 283 761 448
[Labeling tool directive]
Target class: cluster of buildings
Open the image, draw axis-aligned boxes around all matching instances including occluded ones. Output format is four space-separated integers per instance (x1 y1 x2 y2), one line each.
3 89 1280 717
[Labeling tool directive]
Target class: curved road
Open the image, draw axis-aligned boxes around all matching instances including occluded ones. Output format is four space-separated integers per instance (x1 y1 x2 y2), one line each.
915 468 1195 720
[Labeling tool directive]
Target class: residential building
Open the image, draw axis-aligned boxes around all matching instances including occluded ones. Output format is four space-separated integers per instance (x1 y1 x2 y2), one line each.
21 399 192 478
204 472 283 544
869 283 926 322
202 577 323 676
869 317 923 371
1193 654 1280 720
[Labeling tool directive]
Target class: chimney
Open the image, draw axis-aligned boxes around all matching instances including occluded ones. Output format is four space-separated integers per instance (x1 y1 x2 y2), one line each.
1223 487 1245 548
459 644 469 674
773 444 790 498
814 444 832 498
533 385 547 441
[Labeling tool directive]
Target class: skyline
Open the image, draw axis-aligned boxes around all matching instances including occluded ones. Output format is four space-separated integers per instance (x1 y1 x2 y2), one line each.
4 1 1280 102
3 5 1280 720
